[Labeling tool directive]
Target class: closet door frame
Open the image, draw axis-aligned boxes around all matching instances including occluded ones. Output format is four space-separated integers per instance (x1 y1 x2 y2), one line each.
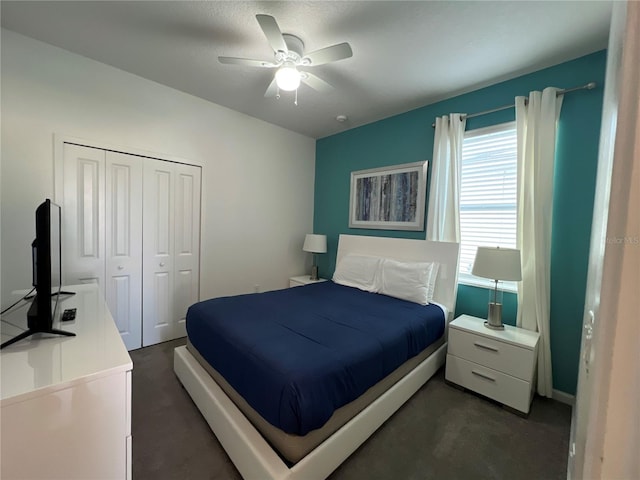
54 134 203 347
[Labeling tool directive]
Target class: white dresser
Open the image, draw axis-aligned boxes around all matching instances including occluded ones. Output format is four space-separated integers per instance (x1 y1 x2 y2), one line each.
1 284 132 479
445 314 540 414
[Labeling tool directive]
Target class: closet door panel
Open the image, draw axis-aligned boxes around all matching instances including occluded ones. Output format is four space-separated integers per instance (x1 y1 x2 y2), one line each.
173 164 201 339
62 144 106 289
105 152 143 350
142 161 175 346
153 272 171 327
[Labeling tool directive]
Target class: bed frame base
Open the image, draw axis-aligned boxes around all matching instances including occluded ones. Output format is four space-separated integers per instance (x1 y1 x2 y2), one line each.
174 343 447 480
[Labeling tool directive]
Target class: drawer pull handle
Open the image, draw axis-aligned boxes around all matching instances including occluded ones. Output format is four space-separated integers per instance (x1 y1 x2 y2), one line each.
472 370 496 382
474 341 499 352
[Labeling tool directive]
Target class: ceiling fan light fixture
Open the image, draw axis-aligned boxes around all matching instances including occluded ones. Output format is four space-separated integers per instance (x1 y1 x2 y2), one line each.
275 65 301 91
220 15 350 98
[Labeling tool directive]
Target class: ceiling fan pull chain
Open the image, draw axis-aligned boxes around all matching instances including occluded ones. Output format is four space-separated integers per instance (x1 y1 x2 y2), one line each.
276 85 280 100
295 88 298 106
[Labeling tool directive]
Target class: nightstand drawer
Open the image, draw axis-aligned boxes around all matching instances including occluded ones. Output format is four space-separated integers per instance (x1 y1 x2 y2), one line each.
448 327 535 381
445 354 532 413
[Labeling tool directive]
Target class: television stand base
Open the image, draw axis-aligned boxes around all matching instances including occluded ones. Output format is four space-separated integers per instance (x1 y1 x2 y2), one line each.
0 328 76 350
24 290 76 301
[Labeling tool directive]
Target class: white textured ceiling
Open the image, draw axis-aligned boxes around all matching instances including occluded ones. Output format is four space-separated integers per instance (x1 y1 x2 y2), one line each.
1 1 612 139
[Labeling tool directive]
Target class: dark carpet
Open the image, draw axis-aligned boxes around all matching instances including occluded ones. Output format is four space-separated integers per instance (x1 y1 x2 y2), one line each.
131 338 571 480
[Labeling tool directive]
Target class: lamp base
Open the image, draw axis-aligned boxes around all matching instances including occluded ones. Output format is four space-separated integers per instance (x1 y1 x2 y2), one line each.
484 302 504 330
310 265 319 281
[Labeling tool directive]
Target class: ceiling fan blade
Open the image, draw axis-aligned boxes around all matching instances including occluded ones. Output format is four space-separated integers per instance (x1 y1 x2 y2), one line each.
264 77 279 98
301 72 333 93
256 14 288 53
218 56 277 68
303 42 352 66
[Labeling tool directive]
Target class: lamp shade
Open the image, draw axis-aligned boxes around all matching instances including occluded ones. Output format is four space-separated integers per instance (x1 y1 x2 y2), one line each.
275 65 301 91
472 247 522 281
303 234 327 254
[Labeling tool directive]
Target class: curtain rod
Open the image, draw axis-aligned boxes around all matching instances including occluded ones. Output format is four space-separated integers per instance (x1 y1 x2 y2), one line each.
430 81 597 128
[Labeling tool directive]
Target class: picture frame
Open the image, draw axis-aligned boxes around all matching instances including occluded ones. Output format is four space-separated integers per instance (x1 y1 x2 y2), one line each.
349 161 428 231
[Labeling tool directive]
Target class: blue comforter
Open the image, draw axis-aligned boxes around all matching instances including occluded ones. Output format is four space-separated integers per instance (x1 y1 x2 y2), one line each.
186 281 444 435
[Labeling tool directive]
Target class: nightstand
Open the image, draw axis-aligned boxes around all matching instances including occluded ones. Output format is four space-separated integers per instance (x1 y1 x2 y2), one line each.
289 275 328 288
445 314 540 414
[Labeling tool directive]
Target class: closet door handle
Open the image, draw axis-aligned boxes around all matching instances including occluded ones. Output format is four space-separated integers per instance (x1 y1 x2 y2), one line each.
474 341 499 352
472 370 496 382
159 262 165 267
117 265 124 270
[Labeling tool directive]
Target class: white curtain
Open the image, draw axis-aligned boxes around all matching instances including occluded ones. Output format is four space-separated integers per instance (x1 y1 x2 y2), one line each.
426 113 467 242
515 88 563 397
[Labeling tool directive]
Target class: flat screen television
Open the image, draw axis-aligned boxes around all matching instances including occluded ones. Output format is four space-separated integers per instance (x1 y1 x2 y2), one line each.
1 199 75 349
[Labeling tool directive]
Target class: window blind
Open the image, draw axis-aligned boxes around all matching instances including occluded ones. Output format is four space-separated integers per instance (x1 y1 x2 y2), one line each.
459 123 517 277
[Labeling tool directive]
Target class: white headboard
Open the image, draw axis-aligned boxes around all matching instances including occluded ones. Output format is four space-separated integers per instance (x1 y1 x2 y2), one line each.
335 234 460 320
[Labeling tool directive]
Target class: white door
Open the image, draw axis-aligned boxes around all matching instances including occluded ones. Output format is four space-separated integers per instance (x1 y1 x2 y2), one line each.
569 2 640 478
62 144 106 288
142 160 201 346
105 152 143 350
142 160 175 346
62 144 144 350
173 163 201 339
61 142 200 349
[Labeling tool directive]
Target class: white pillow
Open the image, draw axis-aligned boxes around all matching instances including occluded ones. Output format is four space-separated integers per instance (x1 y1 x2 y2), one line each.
332 254 382 292
426 262 440 303
379 259 437 305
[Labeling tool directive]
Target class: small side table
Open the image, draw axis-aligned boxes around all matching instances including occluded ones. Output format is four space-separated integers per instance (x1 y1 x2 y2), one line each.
289 275 327 288
445 314 540 414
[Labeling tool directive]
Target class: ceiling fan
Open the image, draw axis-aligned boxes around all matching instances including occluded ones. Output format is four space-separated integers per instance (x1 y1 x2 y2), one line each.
218 14 353 99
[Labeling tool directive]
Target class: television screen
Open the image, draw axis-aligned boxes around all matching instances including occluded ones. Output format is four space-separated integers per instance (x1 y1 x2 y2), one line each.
49 199 62 317
27 199 60 330
1 198 74 350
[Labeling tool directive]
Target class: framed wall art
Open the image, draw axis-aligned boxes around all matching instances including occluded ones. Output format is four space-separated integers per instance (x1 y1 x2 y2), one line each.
349 161 428 231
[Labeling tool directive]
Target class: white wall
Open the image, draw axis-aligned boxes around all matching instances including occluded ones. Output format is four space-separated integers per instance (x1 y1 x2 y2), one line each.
0 29 316 307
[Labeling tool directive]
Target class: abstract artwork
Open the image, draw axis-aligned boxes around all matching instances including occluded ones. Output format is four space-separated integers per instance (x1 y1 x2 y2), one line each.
349 161 427 231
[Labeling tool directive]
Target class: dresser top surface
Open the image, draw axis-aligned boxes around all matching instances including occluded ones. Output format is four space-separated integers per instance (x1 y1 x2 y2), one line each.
450 314 540 350
1 284 132 403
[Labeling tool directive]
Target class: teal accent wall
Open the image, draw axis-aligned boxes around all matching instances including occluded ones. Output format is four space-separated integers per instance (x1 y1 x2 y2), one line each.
314 51 606 395
456 285 518 326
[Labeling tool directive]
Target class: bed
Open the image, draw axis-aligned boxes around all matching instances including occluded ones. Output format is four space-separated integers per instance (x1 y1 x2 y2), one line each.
174 234 459 479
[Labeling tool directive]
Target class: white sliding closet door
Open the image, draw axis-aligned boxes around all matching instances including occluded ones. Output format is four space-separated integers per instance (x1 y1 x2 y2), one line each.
61 142 199 350
142 160 200 346
62 144 144 350
173 163 201 340
142 161 174 346
62 144 106 287
105 152 143 350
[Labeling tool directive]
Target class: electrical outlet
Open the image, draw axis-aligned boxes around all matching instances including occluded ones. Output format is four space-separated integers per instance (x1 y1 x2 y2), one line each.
254 284 260 293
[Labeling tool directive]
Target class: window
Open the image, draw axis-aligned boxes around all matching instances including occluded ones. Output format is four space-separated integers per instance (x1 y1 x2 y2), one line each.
459 122 518 291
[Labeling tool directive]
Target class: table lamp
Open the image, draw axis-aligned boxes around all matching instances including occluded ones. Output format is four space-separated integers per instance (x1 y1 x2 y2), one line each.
471 246 522 330
303 234 327 281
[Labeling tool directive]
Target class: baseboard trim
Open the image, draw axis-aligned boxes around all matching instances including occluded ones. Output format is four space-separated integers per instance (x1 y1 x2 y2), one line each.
552 389 575 406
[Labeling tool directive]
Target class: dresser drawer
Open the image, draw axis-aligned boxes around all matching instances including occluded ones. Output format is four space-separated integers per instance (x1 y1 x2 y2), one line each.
448 327 536 381
445 354 532 413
